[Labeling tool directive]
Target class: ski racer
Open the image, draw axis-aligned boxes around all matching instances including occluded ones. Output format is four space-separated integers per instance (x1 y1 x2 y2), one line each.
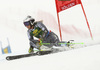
23 16 68 53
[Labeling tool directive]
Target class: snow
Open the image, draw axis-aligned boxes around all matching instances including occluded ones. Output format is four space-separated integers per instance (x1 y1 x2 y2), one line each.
0 0 100 70
0 44 100 70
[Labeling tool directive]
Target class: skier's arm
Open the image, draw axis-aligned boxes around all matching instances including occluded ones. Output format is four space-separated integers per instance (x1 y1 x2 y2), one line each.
27 31 38 48
27 31 34 41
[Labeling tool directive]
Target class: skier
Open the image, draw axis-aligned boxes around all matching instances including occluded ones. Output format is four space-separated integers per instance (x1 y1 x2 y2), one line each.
23 16 63 53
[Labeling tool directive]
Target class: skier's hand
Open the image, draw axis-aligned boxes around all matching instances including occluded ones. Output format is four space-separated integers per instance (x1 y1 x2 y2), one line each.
38 39 42 46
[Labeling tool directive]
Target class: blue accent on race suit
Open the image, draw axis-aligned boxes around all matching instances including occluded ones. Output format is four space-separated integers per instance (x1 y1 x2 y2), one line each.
45 31 50 38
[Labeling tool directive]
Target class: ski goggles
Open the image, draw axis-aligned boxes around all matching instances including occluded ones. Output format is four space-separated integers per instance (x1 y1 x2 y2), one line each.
24 22 30 26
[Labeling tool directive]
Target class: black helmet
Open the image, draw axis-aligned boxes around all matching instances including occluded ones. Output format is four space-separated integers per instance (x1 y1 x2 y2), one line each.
23 16 35 26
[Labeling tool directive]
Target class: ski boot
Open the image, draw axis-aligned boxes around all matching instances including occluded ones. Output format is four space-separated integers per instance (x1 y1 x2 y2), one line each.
28 46 34 53
67 40 74 48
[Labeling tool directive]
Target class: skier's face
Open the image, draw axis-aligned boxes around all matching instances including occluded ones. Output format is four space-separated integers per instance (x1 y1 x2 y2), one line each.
25 25 31 29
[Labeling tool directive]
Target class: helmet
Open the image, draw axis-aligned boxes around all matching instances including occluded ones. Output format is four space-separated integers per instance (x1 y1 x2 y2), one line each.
23 16 35 26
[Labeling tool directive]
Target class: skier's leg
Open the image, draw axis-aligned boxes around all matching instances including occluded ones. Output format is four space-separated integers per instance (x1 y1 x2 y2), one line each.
42 31 60 47
44 31 73 47
46 32 74 47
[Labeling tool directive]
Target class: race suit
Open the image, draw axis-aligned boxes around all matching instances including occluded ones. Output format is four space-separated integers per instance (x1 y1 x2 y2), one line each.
27 21 60 49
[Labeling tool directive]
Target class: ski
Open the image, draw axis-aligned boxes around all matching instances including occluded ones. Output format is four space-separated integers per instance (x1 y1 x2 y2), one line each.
6 51 52 61
6 40 84 61
6 53 37 61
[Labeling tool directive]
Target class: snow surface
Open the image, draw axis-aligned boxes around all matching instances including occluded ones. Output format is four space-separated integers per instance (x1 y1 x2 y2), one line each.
0 44 100 70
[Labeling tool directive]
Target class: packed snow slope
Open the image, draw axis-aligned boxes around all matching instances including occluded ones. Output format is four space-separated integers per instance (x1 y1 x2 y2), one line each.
0 44 100 70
